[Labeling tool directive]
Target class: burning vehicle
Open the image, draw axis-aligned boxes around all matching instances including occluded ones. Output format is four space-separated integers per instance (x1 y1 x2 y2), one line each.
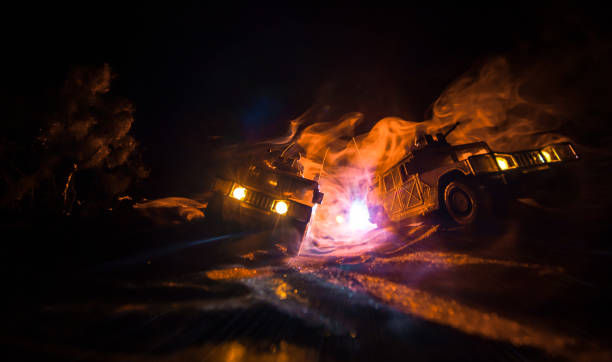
367 122 580 227
208 147 324 256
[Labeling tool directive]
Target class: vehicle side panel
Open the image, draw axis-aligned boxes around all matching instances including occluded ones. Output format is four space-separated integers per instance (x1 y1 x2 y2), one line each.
378 160 472 222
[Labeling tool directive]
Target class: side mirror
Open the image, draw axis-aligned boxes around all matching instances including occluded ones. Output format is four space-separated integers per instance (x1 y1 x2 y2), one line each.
312 189 324 204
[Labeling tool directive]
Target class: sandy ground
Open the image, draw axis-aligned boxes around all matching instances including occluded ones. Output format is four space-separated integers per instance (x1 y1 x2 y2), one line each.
3 196 612 362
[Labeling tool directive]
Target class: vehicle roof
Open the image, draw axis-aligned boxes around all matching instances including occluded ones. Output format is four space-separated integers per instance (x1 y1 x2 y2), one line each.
375 140 492 177
271 167 319 187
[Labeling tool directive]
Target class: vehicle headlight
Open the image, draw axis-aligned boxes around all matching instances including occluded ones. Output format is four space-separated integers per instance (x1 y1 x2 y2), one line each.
540 146 560 163
231 185 247 200
494 154 518 171
542 143 578 161
273 200 288 215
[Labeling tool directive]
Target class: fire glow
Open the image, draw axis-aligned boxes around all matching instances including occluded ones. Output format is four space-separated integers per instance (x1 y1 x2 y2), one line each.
347 200 376 231
266 57 570 256
296 115 413 253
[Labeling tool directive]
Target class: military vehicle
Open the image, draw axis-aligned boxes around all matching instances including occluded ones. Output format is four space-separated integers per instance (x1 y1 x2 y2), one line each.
367 122 580 227
208 147 324 256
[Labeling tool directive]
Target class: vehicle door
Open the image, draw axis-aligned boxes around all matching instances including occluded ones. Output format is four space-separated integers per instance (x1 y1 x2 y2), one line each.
382 163 424 218
396 162 425 213
381 170 399 216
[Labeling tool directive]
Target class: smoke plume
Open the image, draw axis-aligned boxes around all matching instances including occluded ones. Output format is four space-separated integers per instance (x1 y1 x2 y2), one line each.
0 64 147 212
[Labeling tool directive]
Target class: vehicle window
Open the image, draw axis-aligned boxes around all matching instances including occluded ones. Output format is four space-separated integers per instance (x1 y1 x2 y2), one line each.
404 160 417 174
248 166 279 188
384 173 394 192
399 164 409 182
267 173 279 187
455 146 489 161
291 187 314 204
279 177 315 204
393 168 402 186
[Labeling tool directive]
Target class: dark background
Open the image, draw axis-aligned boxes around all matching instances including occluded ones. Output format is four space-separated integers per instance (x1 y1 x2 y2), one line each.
3 5 612 361
2 3 610 196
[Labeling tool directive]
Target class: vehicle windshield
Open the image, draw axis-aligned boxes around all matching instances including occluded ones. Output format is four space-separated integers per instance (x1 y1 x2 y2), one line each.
288 186 315 205
247 166 314 204
454 143 490 161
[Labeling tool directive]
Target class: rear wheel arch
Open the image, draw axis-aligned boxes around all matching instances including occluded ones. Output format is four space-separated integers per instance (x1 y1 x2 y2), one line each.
437 170 471 208
438 170 495 226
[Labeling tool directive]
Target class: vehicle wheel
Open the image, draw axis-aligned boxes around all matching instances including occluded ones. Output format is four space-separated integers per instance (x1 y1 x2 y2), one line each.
443 180 484 226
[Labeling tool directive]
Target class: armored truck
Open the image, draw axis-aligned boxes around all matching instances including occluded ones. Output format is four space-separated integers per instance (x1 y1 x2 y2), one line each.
208 148 323 256
367 122 580 227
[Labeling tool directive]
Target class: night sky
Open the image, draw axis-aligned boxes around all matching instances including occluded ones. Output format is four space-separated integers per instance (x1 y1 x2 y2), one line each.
4 3 609 195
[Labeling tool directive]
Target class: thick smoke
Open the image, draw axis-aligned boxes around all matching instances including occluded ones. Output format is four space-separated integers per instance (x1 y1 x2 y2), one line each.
429 57 568 151
43 64 138 169
0 64 147 213
295 46 612 175
429 33 612 152
291 36 612 252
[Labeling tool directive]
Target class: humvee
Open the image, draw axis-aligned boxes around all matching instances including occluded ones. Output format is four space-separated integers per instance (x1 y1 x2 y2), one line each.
208 148 324 256
367 122 580 227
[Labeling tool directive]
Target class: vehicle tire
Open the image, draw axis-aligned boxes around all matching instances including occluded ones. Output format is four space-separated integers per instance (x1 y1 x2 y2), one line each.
443 180 486 226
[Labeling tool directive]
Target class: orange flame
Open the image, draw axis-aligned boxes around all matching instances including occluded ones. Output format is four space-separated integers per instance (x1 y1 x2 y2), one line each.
292 57 571 255
296 114 420 254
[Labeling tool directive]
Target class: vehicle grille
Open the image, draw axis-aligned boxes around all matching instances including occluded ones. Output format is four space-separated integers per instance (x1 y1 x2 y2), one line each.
513 151 545 168
244 189 274 210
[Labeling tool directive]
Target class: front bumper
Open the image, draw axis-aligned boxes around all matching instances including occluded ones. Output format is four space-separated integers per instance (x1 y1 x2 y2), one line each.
214 194 311 238
221 195 283 227
218 195 310 255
